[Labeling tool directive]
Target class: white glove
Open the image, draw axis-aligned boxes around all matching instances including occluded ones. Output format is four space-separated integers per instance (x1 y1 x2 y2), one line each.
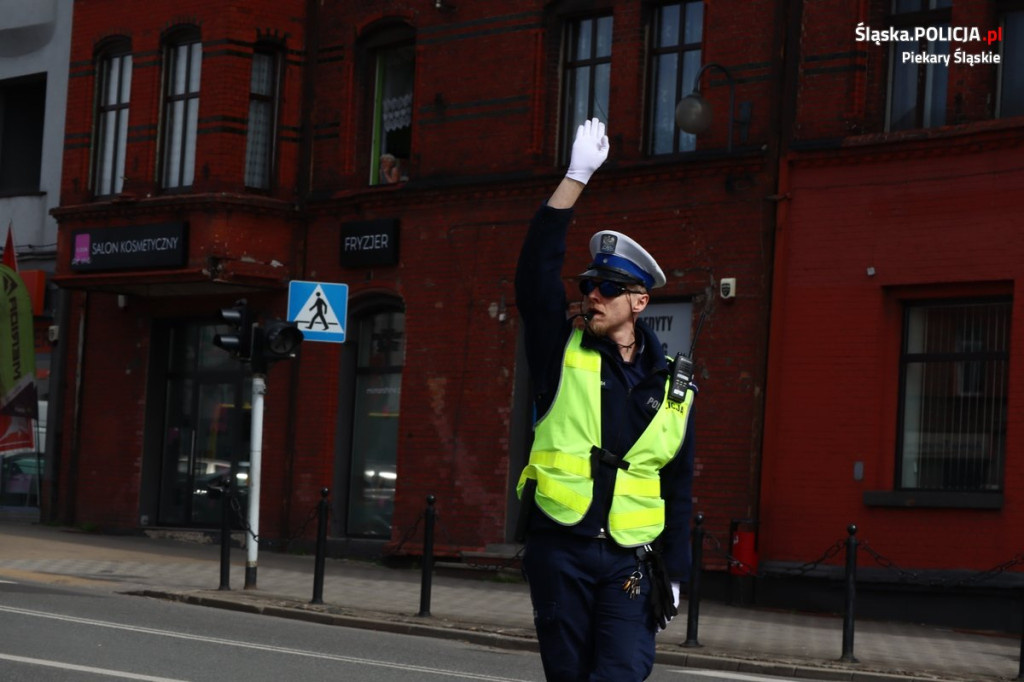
671 581 680 610
565 117 610 185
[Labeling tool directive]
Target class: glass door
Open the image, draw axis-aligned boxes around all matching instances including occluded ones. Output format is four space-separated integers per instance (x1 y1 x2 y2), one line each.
157 323 250 527
346 308 404 537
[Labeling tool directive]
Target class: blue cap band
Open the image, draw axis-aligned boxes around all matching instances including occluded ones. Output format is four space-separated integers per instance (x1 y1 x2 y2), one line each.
592 253 654 289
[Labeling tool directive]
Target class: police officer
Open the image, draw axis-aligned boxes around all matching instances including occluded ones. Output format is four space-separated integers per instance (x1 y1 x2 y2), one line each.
514 118 697 681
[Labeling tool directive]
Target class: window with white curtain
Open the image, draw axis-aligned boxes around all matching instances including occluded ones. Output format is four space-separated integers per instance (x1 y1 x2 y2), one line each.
94 41 132 196
161 29 202 189
370 43 414 186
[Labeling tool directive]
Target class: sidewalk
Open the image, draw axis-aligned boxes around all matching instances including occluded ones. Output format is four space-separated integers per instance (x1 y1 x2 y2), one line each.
0 515 1018 682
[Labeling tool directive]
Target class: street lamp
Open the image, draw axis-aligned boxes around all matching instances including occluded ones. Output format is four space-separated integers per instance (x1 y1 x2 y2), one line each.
675 63 752 153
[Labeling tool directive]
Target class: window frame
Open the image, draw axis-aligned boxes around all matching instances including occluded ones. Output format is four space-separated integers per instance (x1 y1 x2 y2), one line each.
363 25 415 188
93 39 132 197
0 73 46 197
159 26 202 191
647 1 704 156
885 0 952 131
894 297 1011 494
244 44 283 191
560 12 614 164
996 2 1024 118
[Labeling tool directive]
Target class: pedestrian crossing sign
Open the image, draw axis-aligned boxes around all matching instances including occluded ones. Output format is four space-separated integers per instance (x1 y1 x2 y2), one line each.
287 280 349 343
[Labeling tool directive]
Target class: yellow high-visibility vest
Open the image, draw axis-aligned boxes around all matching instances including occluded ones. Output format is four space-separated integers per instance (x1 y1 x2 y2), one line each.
517 329 693 546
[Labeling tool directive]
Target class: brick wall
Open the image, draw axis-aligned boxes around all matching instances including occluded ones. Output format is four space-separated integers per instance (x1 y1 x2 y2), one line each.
62 0 306 204
763 131 1024 569
55 0 783 557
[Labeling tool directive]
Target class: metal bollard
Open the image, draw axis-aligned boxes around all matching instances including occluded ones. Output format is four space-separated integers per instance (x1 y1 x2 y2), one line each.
682 512 705 648
311 488 329 605
417 495 437 617
218 477 232 591
840 524 858 663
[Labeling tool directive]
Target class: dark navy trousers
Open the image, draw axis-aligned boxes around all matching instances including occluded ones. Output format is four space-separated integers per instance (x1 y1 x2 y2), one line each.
523 532 656 681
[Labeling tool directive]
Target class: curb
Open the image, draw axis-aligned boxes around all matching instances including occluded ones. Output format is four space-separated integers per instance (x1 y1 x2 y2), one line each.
132 590 987 682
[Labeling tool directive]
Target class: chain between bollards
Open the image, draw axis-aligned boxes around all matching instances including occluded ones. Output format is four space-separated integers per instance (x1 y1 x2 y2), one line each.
840 523 858 663
417 495 437 617
311 488 330 605
682 512 705 648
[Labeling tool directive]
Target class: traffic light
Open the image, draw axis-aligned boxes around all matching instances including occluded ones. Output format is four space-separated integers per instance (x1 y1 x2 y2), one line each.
213 299 253 360
251 318 303 373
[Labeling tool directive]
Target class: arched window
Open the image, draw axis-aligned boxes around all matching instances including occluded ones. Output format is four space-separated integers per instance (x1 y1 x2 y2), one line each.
648 2 703 155
560 12 613 163
93 37 132 196
360 24 415 186
335 300 405 538
245 42 283 189
160 26 202 189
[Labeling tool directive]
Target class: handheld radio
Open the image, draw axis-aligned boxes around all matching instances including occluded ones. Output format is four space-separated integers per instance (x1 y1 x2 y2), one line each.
668 353 694 403
668 304 708 403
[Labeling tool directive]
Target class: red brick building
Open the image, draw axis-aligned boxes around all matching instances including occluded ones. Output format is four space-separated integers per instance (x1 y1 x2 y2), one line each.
760 0 1024 628
49 0 779 569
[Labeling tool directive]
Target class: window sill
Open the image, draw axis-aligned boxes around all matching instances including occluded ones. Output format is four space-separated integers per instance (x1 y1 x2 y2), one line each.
863 490 1003 509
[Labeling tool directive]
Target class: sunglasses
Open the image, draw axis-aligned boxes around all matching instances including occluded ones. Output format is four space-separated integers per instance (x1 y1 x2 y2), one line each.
578 279 640 298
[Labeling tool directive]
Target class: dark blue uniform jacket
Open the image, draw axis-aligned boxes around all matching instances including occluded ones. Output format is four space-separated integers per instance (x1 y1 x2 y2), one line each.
515 203 696 583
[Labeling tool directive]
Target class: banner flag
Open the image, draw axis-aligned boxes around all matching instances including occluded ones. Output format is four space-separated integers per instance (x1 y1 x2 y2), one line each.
0 263 37 419
2 222 17 273
0 414 35 454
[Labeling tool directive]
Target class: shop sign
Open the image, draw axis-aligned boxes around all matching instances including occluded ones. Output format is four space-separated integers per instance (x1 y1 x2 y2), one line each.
70 222 188 272
340 219 399 268
638 301 694 358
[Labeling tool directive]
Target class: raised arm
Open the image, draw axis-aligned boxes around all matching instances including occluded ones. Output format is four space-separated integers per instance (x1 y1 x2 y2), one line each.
516 118 611 394
547 118 609 209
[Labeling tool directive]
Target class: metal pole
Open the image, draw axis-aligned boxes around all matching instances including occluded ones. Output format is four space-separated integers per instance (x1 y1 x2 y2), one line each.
218 476 231 590
311 487 329 604
417 495 436 617
1017 589 1024 680
840 524 859 663
682 512 705 648
244 374 266 590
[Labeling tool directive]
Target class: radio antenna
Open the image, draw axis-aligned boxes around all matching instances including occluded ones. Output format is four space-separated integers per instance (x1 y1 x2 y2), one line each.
688 305 709 358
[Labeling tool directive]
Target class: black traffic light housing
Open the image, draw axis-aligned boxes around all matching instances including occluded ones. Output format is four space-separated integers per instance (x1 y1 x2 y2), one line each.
213 299 254 360
251 319 304 373
213 302 303 371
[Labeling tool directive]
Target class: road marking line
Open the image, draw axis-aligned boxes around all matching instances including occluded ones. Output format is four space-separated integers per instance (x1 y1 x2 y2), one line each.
674 670 821 682
0 605 530 681
0 653 185 681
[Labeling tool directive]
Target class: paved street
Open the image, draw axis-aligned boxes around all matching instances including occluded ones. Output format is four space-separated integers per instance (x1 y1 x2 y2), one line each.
0 516 1019 682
